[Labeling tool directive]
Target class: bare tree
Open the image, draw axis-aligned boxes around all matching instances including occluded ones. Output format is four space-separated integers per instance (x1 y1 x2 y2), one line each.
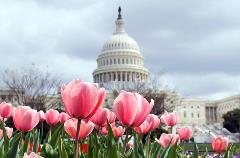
2 65 61 110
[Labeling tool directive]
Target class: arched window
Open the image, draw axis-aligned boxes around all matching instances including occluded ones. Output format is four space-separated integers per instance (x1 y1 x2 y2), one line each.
110 59 112 65
114 58 116 64
118 58 120 64
106 59 108 65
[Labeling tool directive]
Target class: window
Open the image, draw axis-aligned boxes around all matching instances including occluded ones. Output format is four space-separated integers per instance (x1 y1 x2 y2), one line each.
198 113 200 118
114 59 116 64
106 59 109 65
110 59 112 65
126 59 129 64
184 111 186 118
122 59 125 64
118 58 120 64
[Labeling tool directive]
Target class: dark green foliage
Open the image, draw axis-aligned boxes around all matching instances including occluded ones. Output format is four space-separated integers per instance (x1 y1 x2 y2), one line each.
223 109 240 133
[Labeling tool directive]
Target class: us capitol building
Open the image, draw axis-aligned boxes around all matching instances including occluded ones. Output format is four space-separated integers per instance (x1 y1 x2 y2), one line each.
92 7 149 90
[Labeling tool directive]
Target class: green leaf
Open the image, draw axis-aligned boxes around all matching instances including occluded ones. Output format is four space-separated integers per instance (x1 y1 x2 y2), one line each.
107 122 119 158
224 144 232 158
4 132 21 158
152 142 162 158
49 124 64 148
42 143 59 158
21 132 31 156
165 143 177 158
58 135 68 158
33 129 40 153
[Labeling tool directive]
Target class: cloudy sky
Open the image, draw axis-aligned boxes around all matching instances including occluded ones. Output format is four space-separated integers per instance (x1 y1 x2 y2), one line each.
0 0 240 99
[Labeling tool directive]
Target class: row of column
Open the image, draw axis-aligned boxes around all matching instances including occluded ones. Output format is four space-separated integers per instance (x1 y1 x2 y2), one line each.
94 71 148 83
206 106 217 124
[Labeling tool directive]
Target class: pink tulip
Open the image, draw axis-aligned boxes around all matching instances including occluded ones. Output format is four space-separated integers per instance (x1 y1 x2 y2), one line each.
0 102 13 118
112 126 125 137
107 111 116 124
146 114 160 131
134 120 152 134
113 91 154 127
61 79 105 119
212 136 229 152
13 106 39 132
160 111 179 126
23 152 43 158
128 141 134 148
0 127 13 139
45 109 60 125
177 127 192 141
155 133 180 149
38 110 45 122
101 126 108 135
90 108 108 126
59 112 70 123
64 118 94 140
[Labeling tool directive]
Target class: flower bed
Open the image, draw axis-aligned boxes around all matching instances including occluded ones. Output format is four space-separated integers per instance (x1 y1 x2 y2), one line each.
0 79 239 158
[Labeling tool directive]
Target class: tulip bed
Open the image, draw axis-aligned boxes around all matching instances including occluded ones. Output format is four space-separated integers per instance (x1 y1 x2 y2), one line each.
0 79 239 158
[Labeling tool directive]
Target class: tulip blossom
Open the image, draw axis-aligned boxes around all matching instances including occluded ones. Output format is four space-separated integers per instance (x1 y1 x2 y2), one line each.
212 136 229 152
61 79 105 119
113 91 154 127
101 126 108 135
177 127 192 141
13 106 39 132
100 124 124 137
0 127 13 139
59 112 70 123
64 118 94 140
107 110 116 124
160 111 179 126
146 114 160 131
112 126 125 137
38 110 45 122
45 109 60 125
23 152 43 158
155 133 180 149
0 102 13 118
90 108 109 126
134 120 152 134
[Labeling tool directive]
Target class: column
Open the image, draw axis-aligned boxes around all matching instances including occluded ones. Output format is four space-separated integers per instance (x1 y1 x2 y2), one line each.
125 71 128 81
120 72 123 81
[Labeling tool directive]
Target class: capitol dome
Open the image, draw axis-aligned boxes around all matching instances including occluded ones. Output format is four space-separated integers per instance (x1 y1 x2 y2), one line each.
93 7 149 89
102 32 140 52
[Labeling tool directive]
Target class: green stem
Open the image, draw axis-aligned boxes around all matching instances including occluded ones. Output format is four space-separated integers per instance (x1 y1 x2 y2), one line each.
40 122 43 143
123 127 130 153
146 132 151 158
74 119 81 158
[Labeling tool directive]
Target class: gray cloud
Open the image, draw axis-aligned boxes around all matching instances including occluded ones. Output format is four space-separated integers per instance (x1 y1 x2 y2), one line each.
0 0 240 99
